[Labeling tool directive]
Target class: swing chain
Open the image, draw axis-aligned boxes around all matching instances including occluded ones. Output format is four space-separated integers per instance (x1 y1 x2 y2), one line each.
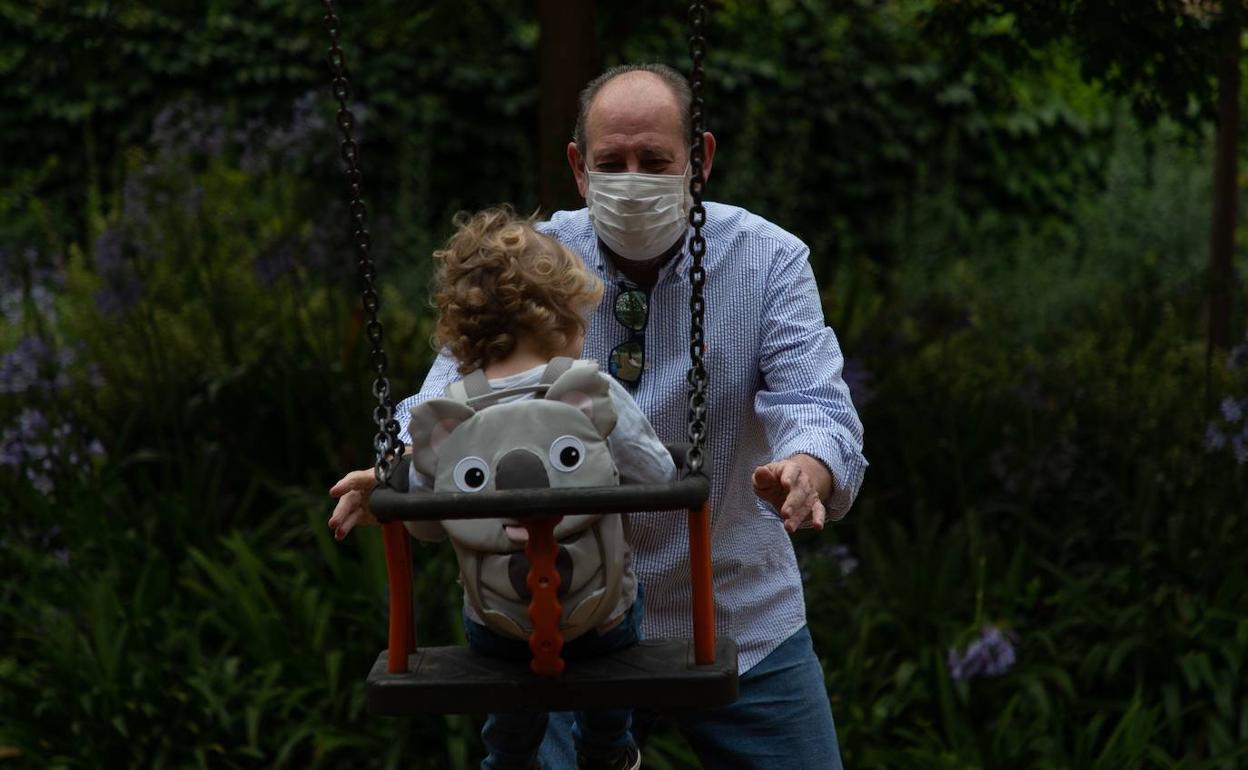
686 0 709 475
323 0 402 486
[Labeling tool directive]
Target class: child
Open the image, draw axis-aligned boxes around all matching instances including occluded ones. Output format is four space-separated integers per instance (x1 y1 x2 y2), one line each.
336 206 674 770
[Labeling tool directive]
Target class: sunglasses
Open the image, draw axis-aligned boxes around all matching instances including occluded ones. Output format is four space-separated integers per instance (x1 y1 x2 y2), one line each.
608 283 648 386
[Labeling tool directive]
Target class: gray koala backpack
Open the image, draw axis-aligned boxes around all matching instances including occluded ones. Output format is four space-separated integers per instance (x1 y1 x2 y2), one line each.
405 358 635 643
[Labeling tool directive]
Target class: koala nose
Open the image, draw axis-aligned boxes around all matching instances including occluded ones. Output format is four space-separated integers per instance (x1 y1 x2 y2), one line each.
494 448 550 490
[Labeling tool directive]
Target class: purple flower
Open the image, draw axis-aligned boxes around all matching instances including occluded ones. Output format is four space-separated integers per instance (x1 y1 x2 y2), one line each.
121 168 156 233
2 284 57 326
272 89 329 164
798 542 860 584
0 290 20 326
1 246 63 325
25 465 54 496
0 338 44 395
0 430 21 466
237 90 332 174
93 226 145 316
948 625 1017 682
1204 423 1227 452
94 225 125 273
1233 435 1248 465
829 544 860 577
1222 397 1243 424
29 285 56 322
2 408 51 473
150 100 227 159
18 408 48 436
237 117 269 174
1229 341 1248 370
1 408 103 495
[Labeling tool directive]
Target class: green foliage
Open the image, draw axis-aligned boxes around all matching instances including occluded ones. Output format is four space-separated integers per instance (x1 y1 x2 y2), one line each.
606 0 1115 277
0 470 479 768
929 0 1233 131
793 118 1247 769
2 0 1246 767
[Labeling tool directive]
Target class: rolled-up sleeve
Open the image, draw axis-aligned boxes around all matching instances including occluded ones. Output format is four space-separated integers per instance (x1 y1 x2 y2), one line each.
395 350 460 445
754 242 867 520
393 351 460 541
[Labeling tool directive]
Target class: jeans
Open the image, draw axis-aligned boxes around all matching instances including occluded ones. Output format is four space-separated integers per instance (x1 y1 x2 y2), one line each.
465 591 644 770
537 624 843 769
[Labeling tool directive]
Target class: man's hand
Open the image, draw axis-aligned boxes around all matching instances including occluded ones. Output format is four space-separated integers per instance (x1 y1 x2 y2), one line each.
328 469 381 540
752 453 833 533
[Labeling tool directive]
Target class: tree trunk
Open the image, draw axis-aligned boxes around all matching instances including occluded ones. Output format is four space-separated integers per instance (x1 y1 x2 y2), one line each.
537 0 597 215
1208 9 1241 352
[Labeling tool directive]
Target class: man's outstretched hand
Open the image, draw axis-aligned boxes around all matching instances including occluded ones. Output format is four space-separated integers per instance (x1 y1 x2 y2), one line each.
752 453 833 533
328 469 380 540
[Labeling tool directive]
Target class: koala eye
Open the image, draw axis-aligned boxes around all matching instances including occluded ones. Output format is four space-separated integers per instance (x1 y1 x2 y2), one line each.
549 436 586 472
453 456 490 492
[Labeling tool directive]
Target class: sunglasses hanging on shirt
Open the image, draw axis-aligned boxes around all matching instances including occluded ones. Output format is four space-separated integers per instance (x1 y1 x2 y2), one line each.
609 282 648 386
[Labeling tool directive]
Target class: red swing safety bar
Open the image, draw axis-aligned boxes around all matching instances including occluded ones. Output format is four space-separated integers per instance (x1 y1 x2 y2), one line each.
379 499 718 675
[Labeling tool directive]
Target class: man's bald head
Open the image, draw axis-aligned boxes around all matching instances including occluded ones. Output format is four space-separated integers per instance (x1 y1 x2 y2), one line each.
573 64 692 161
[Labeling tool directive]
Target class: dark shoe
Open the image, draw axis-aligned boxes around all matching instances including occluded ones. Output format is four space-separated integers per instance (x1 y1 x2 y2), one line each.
576 743 641 770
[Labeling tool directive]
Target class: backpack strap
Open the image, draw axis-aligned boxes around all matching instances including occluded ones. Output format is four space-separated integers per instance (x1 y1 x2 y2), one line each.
442 369 490 403
460 369 491 399
443 370 552 411
539 356 576 387
443 358 586 411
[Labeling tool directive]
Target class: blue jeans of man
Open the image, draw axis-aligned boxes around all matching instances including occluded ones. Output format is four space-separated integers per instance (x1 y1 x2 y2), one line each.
537 624 842 769
465 593 644 770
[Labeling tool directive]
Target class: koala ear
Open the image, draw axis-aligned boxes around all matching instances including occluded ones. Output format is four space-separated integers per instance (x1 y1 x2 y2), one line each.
545 364 618 438
406 399 476 476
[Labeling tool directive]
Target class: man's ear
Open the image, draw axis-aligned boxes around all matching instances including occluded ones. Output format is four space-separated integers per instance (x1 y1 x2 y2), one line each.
407 399 476 476
545 365 617 438
567 141 589 198
699 131 716 182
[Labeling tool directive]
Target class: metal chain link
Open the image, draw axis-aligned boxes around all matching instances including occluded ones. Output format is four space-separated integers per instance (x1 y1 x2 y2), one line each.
322 0 402 486
686 0 710 475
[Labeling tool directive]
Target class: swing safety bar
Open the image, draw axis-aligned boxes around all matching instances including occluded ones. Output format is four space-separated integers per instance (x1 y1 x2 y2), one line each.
369 448 710 522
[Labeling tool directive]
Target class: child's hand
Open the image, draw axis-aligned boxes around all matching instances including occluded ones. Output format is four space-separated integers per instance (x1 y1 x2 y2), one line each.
328 469 380 540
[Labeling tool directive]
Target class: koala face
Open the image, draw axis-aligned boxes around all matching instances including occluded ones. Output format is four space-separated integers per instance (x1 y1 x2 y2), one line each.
428 398 619 494
406 365 621 551
408 364 619 491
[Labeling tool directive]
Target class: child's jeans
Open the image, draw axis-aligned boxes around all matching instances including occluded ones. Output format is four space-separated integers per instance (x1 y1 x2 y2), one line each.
464 588 644 770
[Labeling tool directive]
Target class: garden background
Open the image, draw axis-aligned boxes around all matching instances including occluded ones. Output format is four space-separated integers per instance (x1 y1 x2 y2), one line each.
3 1 1248 768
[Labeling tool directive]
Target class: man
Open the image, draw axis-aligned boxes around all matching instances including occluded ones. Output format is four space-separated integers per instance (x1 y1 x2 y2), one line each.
331 64 866 768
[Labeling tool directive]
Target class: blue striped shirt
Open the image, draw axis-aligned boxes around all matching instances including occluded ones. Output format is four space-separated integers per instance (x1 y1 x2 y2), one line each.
396 201 867 671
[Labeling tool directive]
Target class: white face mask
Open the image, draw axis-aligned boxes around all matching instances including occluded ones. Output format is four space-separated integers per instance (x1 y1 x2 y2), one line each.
584 165 691 262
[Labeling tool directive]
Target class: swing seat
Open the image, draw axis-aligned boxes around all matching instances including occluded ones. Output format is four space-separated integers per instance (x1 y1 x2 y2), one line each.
368 637 738 715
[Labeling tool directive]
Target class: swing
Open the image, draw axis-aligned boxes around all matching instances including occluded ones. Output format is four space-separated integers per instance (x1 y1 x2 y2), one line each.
321 0 736 716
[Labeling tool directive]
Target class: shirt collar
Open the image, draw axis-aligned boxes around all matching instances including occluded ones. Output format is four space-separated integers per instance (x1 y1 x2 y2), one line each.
589 227 693 288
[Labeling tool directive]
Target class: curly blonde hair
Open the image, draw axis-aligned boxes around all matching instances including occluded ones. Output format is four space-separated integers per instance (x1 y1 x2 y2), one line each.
432 206 604 374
